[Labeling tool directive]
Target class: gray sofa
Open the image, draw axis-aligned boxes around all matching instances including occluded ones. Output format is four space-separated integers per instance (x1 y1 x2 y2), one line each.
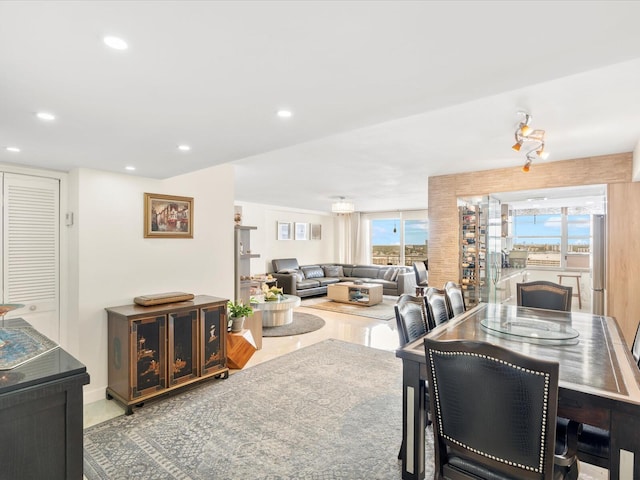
271 258 416 298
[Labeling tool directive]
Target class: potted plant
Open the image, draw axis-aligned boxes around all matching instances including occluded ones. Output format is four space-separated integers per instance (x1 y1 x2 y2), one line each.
227 300 253 332
262 283 284 301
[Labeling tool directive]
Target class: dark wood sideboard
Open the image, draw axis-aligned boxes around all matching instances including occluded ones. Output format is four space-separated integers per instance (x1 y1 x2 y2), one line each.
0 318 90 480
105 295 229 415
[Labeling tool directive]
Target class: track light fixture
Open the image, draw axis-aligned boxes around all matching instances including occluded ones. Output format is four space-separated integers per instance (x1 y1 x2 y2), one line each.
512 111 548 172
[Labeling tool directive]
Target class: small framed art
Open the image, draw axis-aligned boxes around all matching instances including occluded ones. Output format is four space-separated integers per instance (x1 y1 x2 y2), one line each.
295 222 309 240
277 221 292 240
144 193 193 238
311 223 322 240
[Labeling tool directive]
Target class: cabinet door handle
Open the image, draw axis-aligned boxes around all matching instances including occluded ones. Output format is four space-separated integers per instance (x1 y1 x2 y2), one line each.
30 305 37 311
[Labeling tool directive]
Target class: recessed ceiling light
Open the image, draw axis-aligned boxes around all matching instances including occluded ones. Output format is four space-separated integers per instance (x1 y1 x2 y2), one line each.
103 36 128 50
178 145 191 152
125 166 136 171
6 146 20 153
36 112 56 121
277 110 293 118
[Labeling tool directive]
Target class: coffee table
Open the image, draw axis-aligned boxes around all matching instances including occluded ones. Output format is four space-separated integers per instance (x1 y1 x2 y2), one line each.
326 282 383 306
252 294 301 327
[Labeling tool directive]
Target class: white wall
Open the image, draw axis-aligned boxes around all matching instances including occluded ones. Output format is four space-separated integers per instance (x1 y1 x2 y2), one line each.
69 164 235 403
235 201 335 273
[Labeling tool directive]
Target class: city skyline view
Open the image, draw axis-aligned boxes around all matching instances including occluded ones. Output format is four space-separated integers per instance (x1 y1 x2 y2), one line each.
371 219 428 246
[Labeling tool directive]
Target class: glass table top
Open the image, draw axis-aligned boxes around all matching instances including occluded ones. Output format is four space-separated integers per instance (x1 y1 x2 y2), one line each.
480 315 580 345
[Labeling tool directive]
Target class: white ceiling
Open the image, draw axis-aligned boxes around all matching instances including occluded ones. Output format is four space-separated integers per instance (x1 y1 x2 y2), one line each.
1 1 640 213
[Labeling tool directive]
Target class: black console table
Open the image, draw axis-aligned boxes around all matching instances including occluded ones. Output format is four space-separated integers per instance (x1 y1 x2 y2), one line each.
0 318 90 480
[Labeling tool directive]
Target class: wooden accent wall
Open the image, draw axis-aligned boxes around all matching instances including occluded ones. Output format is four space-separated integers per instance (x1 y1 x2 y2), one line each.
607 182 640 344
428 152 640 344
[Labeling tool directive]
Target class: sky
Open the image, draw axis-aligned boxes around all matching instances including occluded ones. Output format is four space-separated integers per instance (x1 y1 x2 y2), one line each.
371 215 592 246
512 214 591 245
371 219 428 246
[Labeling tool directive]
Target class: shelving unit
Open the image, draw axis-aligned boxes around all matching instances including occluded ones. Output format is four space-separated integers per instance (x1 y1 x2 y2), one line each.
233 225 263 350
234 225 260 304
459 205 487 308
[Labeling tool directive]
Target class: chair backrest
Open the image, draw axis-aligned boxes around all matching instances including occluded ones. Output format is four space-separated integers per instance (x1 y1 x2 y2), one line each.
413 261 428 286
424 338 560 480
517 281 573 312
394 294 430 346
271 258 300 273
425 287 451 329
443 281 465 317
632 320 640 366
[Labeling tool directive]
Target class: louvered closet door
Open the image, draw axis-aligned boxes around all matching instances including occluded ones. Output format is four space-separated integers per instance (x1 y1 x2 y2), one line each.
1 173 60 342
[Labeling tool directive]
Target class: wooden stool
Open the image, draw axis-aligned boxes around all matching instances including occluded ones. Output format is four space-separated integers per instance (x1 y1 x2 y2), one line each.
557 274 582 309
226 329 257 369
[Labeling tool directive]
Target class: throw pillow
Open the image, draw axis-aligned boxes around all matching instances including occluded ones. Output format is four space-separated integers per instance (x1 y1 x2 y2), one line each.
383 268 395 281
292 270 305 282
322 265 343 277
390 268 399 282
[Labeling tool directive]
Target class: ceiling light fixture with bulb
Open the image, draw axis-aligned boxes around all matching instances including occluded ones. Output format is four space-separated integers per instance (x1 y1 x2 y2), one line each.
511 111 549 172
331 196 355 214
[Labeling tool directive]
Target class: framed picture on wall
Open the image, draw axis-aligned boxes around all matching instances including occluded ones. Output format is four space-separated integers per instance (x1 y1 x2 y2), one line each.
295 222 309 240
277 221 292 240
311 224 322 240
144 193 193 238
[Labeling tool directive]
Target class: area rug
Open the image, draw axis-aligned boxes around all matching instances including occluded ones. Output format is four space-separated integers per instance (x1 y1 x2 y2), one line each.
262 311 325 337
83 339 434 479
303 296 397 321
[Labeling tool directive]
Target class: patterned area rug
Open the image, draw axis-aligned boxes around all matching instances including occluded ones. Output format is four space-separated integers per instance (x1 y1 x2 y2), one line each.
303 296 397 321
83 339 434 479
262 312 325 337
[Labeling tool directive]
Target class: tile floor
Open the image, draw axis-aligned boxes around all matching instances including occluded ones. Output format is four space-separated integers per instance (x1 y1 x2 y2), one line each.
84 296 608 479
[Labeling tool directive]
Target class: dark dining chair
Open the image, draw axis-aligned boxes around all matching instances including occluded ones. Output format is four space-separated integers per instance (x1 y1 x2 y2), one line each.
517 281 573 312
424 338 581 480
394 294 432 460
425 287 451 329
394 294 430 346
412 261 428 295
443 281 465 317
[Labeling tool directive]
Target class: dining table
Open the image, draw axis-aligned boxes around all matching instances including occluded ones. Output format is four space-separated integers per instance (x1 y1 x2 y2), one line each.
396 302 640 480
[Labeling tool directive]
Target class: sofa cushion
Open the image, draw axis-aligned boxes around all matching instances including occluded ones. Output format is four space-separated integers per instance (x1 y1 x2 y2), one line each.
297 279 321 289
341 265 354 276
322 265 344 277
351 266 381 278
301 266 324 279
318 278 341 286
292 270 304 282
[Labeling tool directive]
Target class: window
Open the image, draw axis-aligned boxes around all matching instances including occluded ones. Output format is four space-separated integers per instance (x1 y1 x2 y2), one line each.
511 207 592 269
370 212 428 266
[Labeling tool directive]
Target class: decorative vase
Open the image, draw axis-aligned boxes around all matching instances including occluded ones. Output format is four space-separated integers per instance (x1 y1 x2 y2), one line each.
230 316 245 332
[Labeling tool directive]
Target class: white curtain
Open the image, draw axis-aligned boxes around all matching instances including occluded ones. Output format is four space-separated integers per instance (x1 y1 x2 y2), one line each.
335 213 370 264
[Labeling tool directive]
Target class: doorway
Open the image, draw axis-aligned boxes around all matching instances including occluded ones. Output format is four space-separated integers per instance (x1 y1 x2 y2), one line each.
490 184 606 313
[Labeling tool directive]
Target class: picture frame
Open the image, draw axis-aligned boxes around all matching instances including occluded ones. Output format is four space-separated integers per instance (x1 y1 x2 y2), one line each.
277 221 292 240
311 223 322 240
295 222 308 240
144 193 193 238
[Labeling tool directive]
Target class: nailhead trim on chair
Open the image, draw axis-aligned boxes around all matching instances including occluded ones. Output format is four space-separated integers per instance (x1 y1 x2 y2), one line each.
428 349 550 474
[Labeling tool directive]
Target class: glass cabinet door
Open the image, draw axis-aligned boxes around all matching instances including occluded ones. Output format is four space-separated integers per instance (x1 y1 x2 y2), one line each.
131 315 166 398
201 305 226 376
168 309 198 386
